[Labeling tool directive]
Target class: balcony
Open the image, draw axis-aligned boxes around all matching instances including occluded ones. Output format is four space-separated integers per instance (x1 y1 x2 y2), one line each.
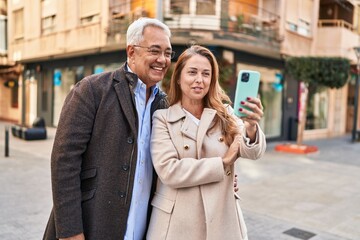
316 19 359 61
105 0 282 58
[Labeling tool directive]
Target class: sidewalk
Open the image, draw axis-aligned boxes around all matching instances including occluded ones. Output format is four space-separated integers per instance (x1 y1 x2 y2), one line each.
238 138 360 240
0 120 359 240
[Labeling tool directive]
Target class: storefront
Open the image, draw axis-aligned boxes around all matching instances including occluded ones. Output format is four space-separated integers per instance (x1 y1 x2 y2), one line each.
23 51 126 127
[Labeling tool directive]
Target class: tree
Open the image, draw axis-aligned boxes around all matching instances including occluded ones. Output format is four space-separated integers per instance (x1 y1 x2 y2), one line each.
285 57 350 145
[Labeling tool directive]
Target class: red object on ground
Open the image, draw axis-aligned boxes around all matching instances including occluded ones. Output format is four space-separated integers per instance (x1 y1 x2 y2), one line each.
274 144 318 154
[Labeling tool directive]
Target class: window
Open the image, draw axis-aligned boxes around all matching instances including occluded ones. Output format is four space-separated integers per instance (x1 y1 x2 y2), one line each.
196 0 215 15
109 0 129 19
306 88 329 130
80 0 100 24
285 0 312 36
11 83 19 108
170 0 190 14
0 15 7 53
13 9 24 39
0 0 6 15
41 0 56 34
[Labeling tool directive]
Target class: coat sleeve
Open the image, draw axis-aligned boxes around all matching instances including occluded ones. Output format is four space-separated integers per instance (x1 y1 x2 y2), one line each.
51 77 97 238
151 110 224 189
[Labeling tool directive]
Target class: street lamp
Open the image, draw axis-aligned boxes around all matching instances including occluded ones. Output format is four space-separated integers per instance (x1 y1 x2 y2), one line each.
352 47 360 142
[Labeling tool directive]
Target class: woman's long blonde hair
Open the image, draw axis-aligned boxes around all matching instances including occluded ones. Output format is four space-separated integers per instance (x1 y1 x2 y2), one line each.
168 45 239 145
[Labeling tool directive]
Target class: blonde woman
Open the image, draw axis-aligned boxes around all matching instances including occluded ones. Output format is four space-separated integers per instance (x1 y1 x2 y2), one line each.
147 45 266 240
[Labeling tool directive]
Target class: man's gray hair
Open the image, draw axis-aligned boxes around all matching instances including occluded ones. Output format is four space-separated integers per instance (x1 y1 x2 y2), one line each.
126 17 171 46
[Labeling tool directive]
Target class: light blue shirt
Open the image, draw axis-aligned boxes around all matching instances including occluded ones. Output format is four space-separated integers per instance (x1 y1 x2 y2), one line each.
124 71 159 240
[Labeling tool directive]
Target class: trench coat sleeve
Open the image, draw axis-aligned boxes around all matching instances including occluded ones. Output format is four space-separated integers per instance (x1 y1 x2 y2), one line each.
51 77 97 238
151 110 224 189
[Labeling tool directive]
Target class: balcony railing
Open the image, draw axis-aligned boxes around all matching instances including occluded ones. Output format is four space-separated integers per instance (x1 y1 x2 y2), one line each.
105 0 281 50
318 19 355 31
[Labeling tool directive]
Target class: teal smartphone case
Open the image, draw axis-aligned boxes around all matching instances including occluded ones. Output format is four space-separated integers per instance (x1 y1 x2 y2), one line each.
234 70 260 117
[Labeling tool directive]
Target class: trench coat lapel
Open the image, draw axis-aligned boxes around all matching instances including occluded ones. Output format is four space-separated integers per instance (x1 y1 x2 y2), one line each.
167 103 216 158
167 103 198 141
113 68 138 136
197 108 216 158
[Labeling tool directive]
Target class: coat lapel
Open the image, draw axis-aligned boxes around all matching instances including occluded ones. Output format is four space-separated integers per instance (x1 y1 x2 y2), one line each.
113 66 138 136
197 108 216 158
167 104 216 159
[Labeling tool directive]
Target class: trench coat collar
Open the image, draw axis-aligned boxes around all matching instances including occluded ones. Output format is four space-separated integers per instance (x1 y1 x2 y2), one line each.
167 102 217 158
112 63 138 136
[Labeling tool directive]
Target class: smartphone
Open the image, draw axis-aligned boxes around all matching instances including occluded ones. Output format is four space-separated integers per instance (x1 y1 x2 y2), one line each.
234 70 261 117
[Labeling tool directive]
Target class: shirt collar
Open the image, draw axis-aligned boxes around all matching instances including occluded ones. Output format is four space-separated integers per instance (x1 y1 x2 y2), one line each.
126 63 159 96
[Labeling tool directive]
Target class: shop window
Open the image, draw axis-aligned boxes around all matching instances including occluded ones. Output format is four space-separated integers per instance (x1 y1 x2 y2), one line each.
237 63 283 138
53 66 84 126
94 63 121 74
305 87 329 130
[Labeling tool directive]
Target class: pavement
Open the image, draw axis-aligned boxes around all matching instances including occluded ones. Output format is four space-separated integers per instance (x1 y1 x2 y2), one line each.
0 120 359 240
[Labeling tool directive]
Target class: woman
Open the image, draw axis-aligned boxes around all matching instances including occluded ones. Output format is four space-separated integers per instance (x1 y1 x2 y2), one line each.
147 45 266 240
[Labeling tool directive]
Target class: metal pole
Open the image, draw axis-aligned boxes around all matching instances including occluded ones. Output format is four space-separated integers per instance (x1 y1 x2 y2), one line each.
352 62 360 142
156 0 163 22
5 126 9 157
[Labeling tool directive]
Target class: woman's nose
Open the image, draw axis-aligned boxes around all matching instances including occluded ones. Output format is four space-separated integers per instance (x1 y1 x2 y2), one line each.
195 75 203 83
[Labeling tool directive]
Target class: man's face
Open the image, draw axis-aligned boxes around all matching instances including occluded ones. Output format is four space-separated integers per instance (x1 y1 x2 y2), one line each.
127 26 172 88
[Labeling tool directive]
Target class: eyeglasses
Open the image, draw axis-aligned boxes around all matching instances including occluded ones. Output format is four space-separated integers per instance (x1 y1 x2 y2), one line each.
133 45 175 59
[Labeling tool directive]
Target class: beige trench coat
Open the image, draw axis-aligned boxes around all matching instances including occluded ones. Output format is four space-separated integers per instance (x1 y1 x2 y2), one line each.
147 103 266 240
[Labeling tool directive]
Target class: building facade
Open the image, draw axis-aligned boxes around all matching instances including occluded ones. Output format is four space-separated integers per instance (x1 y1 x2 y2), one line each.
4 0 360 141
0 0 20 123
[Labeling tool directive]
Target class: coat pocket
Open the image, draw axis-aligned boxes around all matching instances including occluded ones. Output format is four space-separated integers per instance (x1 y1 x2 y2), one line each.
235 193 248 240
80 168 97 202
151 193 175 213
147 193 175 240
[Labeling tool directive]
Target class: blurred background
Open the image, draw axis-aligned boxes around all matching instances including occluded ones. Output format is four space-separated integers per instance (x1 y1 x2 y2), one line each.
1 0 360 143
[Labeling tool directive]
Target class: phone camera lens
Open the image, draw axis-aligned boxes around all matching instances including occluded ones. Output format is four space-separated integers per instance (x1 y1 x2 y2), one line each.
241 73 250 82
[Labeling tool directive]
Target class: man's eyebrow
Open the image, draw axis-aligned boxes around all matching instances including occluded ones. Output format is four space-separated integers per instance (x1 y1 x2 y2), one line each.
149 45 172 50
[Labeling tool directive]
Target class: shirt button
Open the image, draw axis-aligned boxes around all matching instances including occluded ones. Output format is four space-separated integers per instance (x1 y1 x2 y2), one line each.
184 144 189 150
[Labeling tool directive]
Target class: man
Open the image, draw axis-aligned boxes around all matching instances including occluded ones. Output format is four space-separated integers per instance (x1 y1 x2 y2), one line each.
43 17 173 240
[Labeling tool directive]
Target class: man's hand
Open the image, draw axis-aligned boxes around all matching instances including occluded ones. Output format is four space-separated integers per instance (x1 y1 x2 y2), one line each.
60 233 85 240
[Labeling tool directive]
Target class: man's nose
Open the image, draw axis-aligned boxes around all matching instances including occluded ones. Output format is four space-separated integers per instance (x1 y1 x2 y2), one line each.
156 52 167 62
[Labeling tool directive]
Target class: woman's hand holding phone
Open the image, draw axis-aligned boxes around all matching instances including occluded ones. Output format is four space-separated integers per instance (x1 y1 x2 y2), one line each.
240 97 264 141
234 70 264 141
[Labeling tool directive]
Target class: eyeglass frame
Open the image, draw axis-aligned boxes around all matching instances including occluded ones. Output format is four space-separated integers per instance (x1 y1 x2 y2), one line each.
132 45 175 59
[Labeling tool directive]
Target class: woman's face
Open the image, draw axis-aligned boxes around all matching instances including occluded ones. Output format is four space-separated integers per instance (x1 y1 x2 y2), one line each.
179 54 212 106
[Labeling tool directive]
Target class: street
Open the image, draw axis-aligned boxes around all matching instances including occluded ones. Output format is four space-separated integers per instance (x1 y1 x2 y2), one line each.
0 121 359 240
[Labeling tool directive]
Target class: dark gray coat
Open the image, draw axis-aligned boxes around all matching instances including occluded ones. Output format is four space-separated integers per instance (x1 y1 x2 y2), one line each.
43 64 168 240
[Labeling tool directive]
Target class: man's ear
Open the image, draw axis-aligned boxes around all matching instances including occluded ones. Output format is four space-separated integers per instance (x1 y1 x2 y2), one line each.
127 45 135 59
